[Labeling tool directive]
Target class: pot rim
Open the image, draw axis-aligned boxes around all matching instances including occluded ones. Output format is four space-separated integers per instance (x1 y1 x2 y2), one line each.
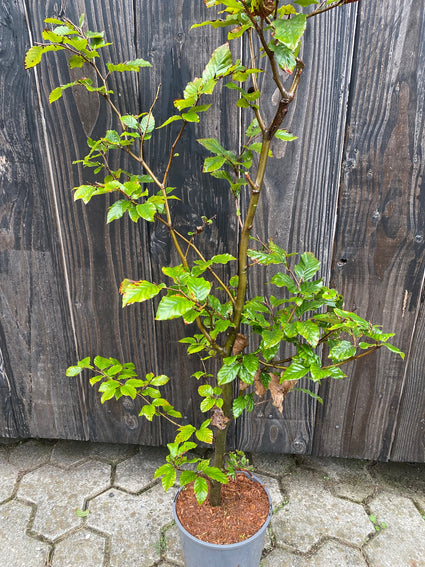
172 472 273 549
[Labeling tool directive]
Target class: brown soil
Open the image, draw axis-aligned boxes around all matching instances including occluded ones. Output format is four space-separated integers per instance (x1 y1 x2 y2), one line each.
175 473 270 545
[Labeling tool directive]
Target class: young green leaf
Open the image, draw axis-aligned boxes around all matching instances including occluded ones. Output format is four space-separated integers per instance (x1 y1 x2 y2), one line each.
24 46 44 69
120 279 165 307
156 295 195 320
154 463 176 492
193 476 209 504
106 58 151 72
272 14 307 51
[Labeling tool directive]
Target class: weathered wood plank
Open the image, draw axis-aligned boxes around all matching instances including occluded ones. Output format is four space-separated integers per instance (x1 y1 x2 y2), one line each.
0 0 87 439
312 0 425 461
236 4 359 454
24 0 160 443
19 0 237 444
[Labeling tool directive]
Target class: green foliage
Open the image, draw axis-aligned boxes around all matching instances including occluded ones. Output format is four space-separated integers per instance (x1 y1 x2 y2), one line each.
30 1 401 509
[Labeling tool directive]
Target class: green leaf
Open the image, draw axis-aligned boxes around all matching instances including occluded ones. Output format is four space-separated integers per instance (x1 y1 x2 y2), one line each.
198 384 215 397
69 54 85 69
120 384 137 399
106 58 151 72
156 295 195 320
275 129 298 142
98 380 121 403
25 45 44 69
121 115 139 129
197 137 228 155
195 423 214 444
242 353 259 376
269 42 297 73
175 424 196 443
272 14 307 50
202 42 233 82
262 327 284 348
295 0 319 6
136 201 157 221
203 466 228 484
193 476 209 504
217 360 240 385
150 374 169 386
107 200 130 223
329 340 357 362
49 86 64 103
211 253 236 264
282 362 309 381
73 184 97 203
75 508 90 517
294 252 321 281
270 272 298 293
158 115 182 128
44 17 67 25
233 394 247 418
185 276 212 302
154 463 176 491
200 397 216 412
139 404 156 421
94 356 112 370
203 155 227 172
66 365 83 377
296 320 320 347
140 113 155 135
381 343 405 359
180 470 198 486
120 279 165 306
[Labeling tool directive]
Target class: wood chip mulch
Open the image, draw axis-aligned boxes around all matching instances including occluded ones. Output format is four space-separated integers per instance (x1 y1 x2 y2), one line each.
175 473 270 545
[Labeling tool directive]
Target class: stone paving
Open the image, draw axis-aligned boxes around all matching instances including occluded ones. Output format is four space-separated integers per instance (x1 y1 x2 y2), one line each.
0 439 424 566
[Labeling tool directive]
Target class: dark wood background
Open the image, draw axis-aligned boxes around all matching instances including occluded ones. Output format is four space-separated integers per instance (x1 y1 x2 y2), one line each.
1 0 424 462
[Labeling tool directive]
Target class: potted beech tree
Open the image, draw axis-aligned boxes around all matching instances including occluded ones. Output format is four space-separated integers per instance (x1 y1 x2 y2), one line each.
26 1 403 565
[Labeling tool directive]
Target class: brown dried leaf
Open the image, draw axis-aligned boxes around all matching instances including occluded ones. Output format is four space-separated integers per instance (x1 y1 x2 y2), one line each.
232 333 249 355
269 373 297 413
239 379 250 392
254 369 267 398
211 408 230 431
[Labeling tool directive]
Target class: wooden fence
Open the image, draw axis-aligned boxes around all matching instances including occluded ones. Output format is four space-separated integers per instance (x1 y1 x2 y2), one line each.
1 0 424 462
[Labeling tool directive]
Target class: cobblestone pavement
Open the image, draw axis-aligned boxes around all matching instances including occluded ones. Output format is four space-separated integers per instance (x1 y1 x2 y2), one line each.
0 439 424 566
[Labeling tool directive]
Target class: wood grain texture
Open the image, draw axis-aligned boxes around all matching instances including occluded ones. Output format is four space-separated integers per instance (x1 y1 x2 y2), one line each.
24 0 166 443
1 0 424 462
312 0 425 461
236 4 359 454
0 0 87 439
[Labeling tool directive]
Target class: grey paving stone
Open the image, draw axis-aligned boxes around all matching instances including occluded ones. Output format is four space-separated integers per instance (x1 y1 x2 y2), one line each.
51 440 93 467
88 441 138 463
0 500 50 566
298 456 376 502
261 540 368 566
51 529 106 567
17 461 111 539
252 453 295 477
363 492 425 567
114 446 168 492
0 461 18 502
164 523 185 565
371 461 425 493
8 439 52 471
271 469 373 552
86 484 177 566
